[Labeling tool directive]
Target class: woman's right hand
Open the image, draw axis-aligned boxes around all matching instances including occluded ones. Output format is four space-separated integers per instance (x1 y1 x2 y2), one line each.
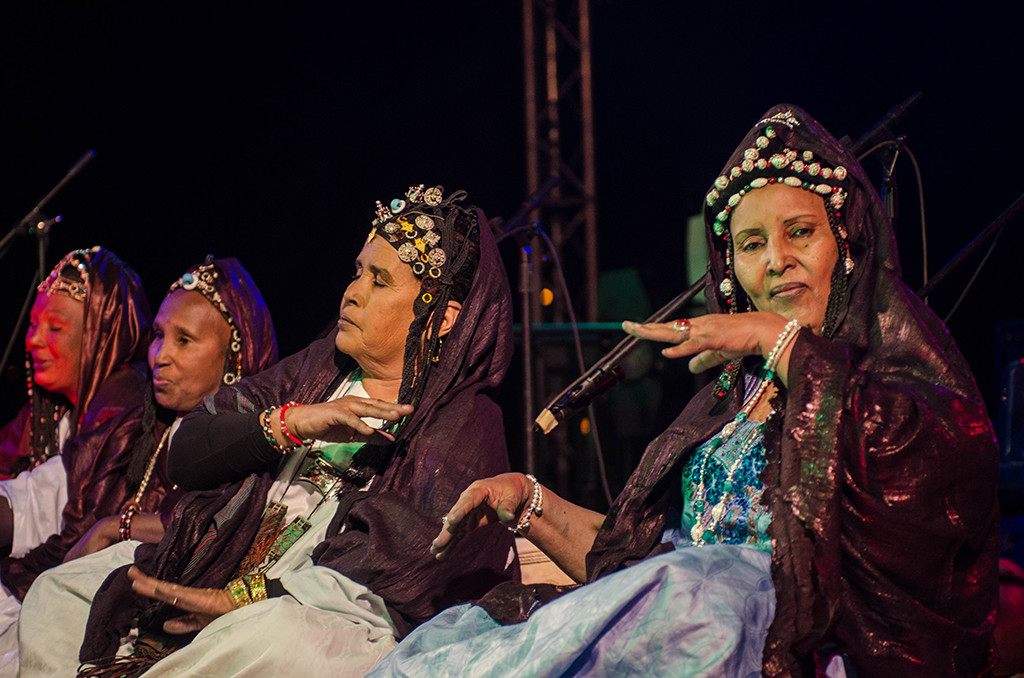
431 473 533 559
283 396 414 445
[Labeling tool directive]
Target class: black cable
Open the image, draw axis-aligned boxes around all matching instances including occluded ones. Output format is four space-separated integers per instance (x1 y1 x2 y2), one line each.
533 228 614 508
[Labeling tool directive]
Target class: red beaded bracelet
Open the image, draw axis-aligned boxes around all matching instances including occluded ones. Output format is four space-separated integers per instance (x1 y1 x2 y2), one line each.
279 401 310 448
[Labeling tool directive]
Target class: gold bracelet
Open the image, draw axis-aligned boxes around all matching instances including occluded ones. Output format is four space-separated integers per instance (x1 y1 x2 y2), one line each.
226 577 253 608
246 573 267 602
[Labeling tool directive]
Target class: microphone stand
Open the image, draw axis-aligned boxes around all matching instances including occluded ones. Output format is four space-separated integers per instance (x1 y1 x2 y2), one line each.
496 176 560 475
0 150 95 378
916 192 1024 300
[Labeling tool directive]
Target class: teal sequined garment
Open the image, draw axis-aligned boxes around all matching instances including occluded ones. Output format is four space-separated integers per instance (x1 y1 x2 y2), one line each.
681 418 772 550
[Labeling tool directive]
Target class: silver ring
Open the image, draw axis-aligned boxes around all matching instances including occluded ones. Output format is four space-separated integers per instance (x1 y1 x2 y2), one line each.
172 596 179 607
671 318 691 343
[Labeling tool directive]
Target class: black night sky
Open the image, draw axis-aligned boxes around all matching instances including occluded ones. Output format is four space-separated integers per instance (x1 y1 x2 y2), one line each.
3 2 1022 499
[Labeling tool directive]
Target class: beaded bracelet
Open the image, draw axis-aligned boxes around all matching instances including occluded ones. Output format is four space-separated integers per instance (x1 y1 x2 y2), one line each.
118 504 139 542
765 318 801 375
509 474 544 536
279 402 310 448
261 406 297 455
226 577 253 608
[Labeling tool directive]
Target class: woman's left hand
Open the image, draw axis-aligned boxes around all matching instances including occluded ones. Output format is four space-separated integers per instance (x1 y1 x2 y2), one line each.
623 312 793 384
127 566 236 634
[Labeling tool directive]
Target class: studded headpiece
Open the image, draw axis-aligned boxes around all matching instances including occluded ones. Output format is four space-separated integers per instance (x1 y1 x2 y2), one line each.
366 184 475 312
704 108 855 313
168 257 244 385
37 248 95 303
343 184 482 486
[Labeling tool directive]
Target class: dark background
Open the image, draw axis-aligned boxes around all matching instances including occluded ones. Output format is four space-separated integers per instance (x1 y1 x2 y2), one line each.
3 2 1021 507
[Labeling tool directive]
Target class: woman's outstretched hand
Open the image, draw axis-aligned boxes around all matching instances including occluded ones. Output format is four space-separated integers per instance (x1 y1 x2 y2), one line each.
623 312 793 384
127 566 236 634
431 473 533 559
284 396 414 445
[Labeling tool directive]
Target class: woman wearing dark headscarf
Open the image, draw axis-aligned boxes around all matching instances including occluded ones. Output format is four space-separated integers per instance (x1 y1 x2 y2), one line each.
58 256 280 561
23 185 517 676
0 247 151 546
0 248 151 643
371 107 999 677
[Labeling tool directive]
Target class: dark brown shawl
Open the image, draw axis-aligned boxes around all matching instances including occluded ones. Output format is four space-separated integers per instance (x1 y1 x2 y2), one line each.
602 105 999 676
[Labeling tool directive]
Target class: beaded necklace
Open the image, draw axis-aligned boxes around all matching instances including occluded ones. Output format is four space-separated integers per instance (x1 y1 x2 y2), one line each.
690 318 799 547
690 375 775 547
132 426 172 506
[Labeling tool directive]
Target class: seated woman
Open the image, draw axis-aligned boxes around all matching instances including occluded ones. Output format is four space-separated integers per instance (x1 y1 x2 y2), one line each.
0 248 151 629
19 185 517 677
371 107 1000 677
63 256 279 561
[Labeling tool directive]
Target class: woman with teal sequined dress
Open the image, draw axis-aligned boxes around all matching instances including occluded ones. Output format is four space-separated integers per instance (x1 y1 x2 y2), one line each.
370 106 999 677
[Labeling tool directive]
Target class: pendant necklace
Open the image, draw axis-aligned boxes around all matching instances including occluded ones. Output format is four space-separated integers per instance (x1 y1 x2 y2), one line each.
690 372 775 547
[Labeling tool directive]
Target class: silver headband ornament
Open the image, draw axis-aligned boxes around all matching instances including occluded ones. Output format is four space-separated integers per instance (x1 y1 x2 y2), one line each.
705 111 854 307
168 262 243 385
37 248 95 303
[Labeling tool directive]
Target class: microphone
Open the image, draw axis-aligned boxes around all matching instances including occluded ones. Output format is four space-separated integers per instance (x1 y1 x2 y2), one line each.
535 273 708 434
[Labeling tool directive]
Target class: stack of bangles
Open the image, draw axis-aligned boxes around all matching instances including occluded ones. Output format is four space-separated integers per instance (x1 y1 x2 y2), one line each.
226 573 268 608
260 401 312 454
509 474 544 536
118 503 140 542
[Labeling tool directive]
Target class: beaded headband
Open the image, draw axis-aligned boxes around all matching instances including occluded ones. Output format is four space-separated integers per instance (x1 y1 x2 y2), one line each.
37 248 95 303
704 109 855 309
366 184 455 307
168 261 244 385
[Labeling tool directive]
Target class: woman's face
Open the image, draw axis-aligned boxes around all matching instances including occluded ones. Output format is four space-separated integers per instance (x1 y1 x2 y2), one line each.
149 289 232 415
729 183 839 333
26 292 85 405
336 236 419 378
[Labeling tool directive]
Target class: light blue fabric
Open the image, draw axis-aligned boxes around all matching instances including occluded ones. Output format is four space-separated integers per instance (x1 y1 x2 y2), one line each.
368 544 775 678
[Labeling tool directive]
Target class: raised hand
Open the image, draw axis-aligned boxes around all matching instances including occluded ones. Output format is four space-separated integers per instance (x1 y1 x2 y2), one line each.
282 396 414 445
623 312 793 384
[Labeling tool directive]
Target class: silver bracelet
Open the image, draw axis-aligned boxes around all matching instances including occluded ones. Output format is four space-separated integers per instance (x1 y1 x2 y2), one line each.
765 318 801 375
509 474 544 535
